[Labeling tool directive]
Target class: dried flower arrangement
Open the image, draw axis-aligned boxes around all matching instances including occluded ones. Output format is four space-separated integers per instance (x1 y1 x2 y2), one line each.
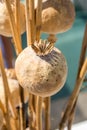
0 0 75 130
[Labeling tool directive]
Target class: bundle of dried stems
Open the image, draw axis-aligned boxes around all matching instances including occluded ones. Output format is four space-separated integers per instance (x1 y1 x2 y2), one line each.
0 0 85 130
0 0 51 130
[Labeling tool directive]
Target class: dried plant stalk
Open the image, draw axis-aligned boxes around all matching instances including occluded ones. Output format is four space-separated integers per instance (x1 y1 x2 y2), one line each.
35 2 43 130
19 86 25 130
28 93 35 130
19 109 23 130
66 24 87 130
0 100 5 113
67 100 77 130
4 114 11 130
0 49 19 130
15 1 25 129
5 0 22 54
59 24 87 130
77 24 87 78
36 96 43 130
44 97 51 130
25 0 35 45
25 1 38 129
0 49 12 130
36 0 42 41
15 0 22 48
59 58 87 130
30 95 37 129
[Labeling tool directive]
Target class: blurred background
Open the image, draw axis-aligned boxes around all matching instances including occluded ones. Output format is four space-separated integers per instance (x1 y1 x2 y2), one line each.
0 0 87 129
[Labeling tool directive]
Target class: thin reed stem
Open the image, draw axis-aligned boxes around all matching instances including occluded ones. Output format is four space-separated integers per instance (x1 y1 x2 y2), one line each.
5 0 22 54
36 96 43 130
15 0 22 49
0 49 18 130
36 0 42 41
25 0 35 45
59 58 87 130
0 49 12 130
44 97 51 130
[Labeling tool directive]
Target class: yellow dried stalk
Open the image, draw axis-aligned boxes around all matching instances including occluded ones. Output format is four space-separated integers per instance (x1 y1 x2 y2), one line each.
0 49 18 130
5 0 22 55
25 0 35 45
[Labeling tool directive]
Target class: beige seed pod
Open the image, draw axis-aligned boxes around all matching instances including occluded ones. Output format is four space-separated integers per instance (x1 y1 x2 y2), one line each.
0 68 29 107
0 74 29 107
0 1 26 37
35 0 75 34
0 68 16 79
15 40 67 97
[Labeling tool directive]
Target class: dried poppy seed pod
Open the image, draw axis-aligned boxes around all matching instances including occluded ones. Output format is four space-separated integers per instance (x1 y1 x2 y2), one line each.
0 77 29 107
0 68 16 79
35 0 75 34
15 40 67 97
0 2 26 37
0 68 29 107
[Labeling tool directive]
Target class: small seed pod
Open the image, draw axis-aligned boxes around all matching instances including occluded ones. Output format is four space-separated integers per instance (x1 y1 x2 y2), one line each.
0 69 29 107
0 1 26 37
35 0 75 34
0 68 16 79
0 77 29 107
15 40 67 97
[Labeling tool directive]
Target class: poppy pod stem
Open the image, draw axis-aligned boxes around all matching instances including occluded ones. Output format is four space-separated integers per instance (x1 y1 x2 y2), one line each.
4 0 22 55
36 96 43 130
25 0 35 46
44 97 51 130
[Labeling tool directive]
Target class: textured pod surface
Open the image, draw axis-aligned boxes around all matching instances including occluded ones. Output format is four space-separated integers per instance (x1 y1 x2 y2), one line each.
35 0 75 34
0 2 26 37
0 77 29 107
15 46 68 97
